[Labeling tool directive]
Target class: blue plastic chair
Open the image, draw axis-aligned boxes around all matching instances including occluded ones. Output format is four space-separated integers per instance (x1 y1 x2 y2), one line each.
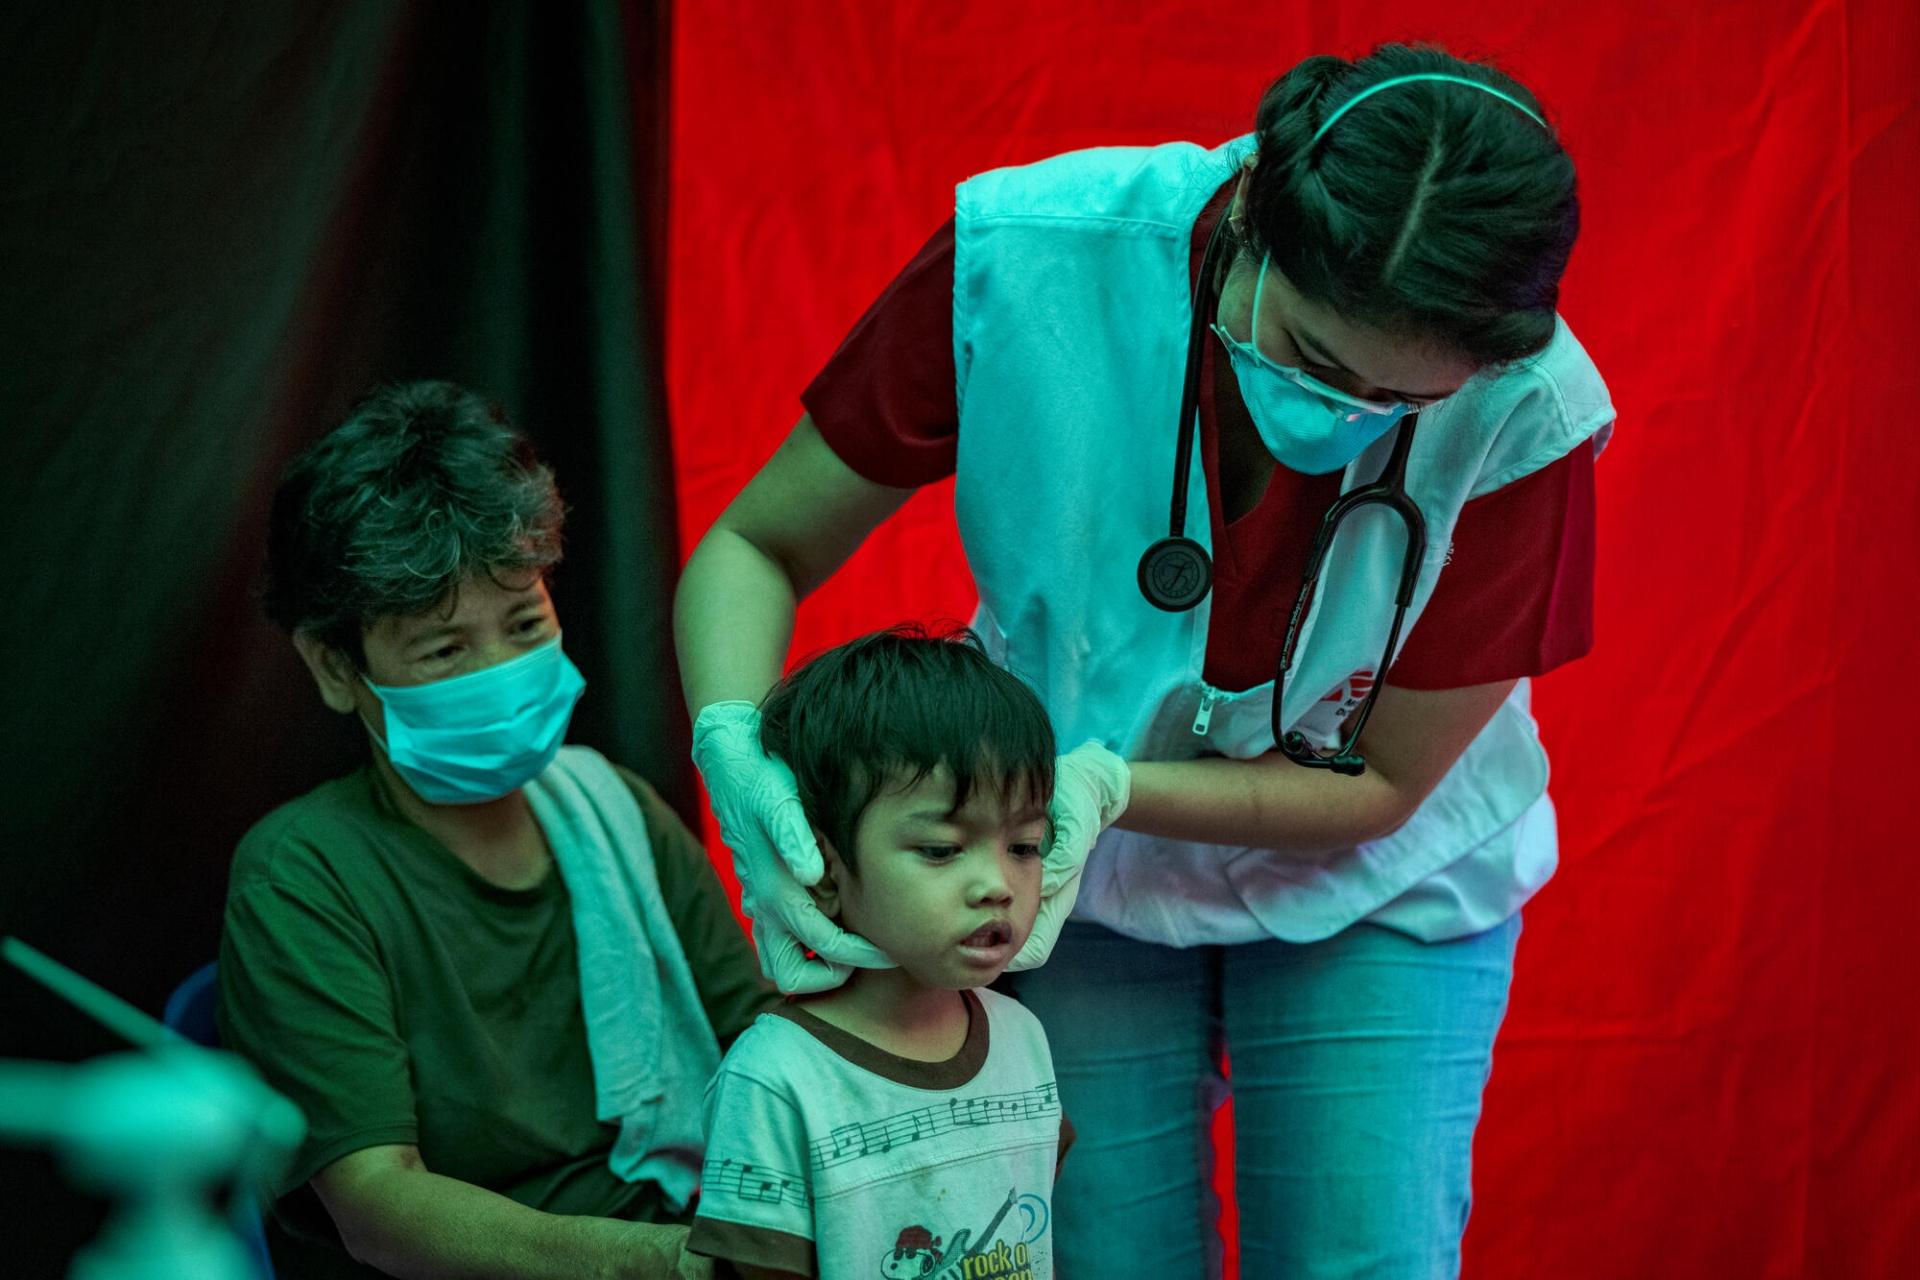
162 960 222 1046
164 961 277 1280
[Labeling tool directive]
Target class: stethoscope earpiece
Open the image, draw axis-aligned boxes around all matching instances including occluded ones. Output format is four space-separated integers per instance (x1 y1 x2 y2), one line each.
1138 536 1214 612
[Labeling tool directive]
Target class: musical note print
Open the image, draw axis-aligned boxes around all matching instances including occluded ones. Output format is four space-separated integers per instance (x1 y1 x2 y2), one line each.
805 1081 1063 1170
701 1156 811 1209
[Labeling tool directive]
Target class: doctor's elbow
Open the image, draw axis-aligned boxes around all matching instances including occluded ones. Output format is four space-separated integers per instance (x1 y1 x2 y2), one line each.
1359 769 1432 845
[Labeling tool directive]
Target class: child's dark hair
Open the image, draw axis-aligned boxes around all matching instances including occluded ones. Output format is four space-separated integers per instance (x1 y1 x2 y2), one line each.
263 380 565 668
1244 42 1578 369
758 624 1055 870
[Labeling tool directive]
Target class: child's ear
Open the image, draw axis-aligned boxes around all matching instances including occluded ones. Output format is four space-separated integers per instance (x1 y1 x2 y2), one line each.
806 829 848 919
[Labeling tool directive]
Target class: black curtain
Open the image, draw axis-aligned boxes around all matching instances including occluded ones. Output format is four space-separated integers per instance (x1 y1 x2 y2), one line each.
0 5 685 1271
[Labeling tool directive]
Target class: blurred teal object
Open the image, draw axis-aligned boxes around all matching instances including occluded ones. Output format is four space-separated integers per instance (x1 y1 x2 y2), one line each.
3 938 303 1280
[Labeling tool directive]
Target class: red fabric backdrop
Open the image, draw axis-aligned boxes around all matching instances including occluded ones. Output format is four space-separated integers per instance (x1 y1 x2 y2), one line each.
665 3 1920 1275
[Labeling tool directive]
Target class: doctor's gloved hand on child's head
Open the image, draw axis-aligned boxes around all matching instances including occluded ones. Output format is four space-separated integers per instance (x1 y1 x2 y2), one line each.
692 698 894 994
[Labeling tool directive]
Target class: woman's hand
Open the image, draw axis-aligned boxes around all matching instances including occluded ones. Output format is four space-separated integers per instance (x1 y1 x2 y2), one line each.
691 701 896 993
1006 741 1132 970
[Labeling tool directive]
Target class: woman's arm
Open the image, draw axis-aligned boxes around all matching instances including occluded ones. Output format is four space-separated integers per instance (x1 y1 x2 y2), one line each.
1117 679 1518 852
312 1145 706 1280
674 414 916 713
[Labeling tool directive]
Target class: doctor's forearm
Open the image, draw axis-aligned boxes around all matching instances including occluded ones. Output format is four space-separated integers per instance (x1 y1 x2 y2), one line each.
673 416 919 714
673 525 800 713
1115 757 1413 853
1114 681 1517 851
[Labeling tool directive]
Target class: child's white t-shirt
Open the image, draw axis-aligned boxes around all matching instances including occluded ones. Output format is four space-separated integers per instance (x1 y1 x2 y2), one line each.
687 988 1071 1278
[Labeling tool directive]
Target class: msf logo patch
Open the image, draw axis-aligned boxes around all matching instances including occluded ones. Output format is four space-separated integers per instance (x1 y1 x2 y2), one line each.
1319 669 1375 721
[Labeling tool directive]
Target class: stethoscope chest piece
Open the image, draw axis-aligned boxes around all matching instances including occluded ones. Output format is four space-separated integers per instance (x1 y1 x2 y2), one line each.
1138 535 1213 612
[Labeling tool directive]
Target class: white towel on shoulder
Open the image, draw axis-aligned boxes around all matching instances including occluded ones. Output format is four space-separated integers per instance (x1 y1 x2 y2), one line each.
524 744 719 1212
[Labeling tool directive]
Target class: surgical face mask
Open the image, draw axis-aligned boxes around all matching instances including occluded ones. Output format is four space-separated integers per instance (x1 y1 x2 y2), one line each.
1211 251 1413 475
362 637 586 805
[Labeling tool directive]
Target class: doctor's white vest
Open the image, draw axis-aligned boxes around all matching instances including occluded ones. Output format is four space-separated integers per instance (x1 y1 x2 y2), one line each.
951 138 1615 946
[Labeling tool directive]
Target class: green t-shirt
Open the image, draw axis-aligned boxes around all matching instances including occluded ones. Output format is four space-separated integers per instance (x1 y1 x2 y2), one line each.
216 760 773 1278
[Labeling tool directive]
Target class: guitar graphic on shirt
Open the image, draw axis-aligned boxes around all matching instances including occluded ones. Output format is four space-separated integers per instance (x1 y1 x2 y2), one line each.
884 1190 1017 1279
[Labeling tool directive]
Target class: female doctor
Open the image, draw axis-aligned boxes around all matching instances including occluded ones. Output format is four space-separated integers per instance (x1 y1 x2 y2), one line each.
675 42 1613 1278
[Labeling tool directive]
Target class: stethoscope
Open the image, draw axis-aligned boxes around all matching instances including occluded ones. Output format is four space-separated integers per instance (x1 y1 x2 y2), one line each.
1135 210 1426 776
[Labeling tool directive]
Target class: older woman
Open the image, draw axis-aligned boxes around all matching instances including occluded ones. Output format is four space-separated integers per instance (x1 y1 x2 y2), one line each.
219 381 772 1279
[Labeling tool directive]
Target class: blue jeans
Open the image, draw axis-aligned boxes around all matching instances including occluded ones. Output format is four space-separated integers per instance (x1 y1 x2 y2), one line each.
1002 915 1521 1278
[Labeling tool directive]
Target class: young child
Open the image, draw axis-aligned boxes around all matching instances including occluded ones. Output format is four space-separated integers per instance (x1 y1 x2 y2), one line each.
687 626 1071 1279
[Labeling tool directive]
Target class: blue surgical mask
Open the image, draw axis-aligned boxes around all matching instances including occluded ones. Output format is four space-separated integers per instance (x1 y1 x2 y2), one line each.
362 637 586 805
1211 251 1413 475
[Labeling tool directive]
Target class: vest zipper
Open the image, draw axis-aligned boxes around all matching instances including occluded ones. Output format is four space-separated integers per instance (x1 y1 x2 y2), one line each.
1192 686 1222 736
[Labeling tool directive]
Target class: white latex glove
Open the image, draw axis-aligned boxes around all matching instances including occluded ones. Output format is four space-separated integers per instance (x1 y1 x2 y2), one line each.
1005 740 1132 971
691 701 894 994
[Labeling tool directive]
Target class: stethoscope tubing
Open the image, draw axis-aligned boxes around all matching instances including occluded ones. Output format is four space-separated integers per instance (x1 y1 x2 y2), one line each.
1272 413 1424 772
1163 209 1235 541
